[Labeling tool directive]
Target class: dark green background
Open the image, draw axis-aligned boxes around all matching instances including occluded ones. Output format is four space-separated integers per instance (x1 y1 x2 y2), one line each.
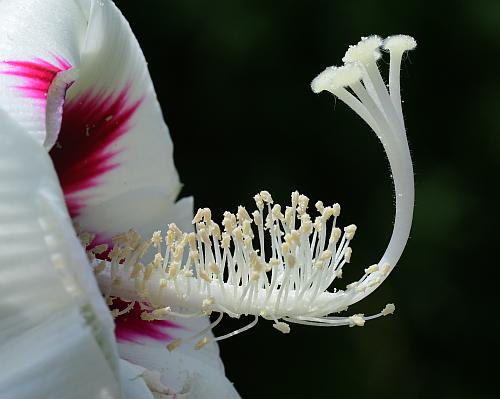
115 1 498 397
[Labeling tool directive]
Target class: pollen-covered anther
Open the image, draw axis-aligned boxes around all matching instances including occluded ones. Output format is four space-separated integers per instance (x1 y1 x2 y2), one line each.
259 190 273 204
382 303 396 316
272 204 284 221
344 247 352 263
300 219 313 235
208 262 220 275
330 227 342 244
152 307 171 319
209 221 221 239
344 224 357 240
273 322 291 334
381 262 391 275
188 250 199 265
151 230 162 248
297 194 309 215
198 227 211 245
195 337 210 350
242 220 253 238
79 231 96 248
152 253 163 269
237 206 251 223
314 260 324 269
202 208 212 222
320 250 333 262
167 264 179 279
280 206 290 224
90 190 395 337
364 264 378 274
202 297 215 315
170 222 183 236
287 230 300 246
349 314 366 327
268 258 280 269
91 243 108 255
199 270 210 282
192 208 204 224
166 339 182 352
140 311 155 321
313 217 322 232
220 233 231 249
187 232 197 249
253 193 264 211
321 206 335 221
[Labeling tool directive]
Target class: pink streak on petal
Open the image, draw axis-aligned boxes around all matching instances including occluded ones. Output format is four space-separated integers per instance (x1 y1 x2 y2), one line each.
113 299 182 344
4 58 175 345
49 86 142 217
1 57 71 103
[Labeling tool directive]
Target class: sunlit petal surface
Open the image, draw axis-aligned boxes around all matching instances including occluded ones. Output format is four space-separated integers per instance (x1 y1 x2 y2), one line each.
0 109 121 398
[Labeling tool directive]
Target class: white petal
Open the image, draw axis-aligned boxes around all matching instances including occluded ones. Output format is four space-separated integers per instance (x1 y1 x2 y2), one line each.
0 307 120 399
0 0 85 145
1 2 234 396
47 0 183 238
113 301 238 397
119 344 240 399
62 3 235 395
0 109 120 396
80 194 194 249
120 360 156 399
119 314 240 399
0 0 183 239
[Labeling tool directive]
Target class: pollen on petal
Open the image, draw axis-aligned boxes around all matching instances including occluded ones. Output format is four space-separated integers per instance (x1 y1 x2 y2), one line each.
49 86 142 217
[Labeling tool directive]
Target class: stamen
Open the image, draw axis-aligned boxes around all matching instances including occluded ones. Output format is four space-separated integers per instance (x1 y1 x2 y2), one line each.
111 301 135 319
166 312 224 351
91 190 393 338
273 321 291 334
214 316 259 342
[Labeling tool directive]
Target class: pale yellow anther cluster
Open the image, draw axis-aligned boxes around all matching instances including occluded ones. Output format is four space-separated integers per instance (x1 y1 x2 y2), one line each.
382 303 396 316
89 189 396 339
349 314 366 327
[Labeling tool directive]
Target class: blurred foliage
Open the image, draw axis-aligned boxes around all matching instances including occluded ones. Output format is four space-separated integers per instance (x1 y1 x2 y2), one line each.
115 1 498 397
